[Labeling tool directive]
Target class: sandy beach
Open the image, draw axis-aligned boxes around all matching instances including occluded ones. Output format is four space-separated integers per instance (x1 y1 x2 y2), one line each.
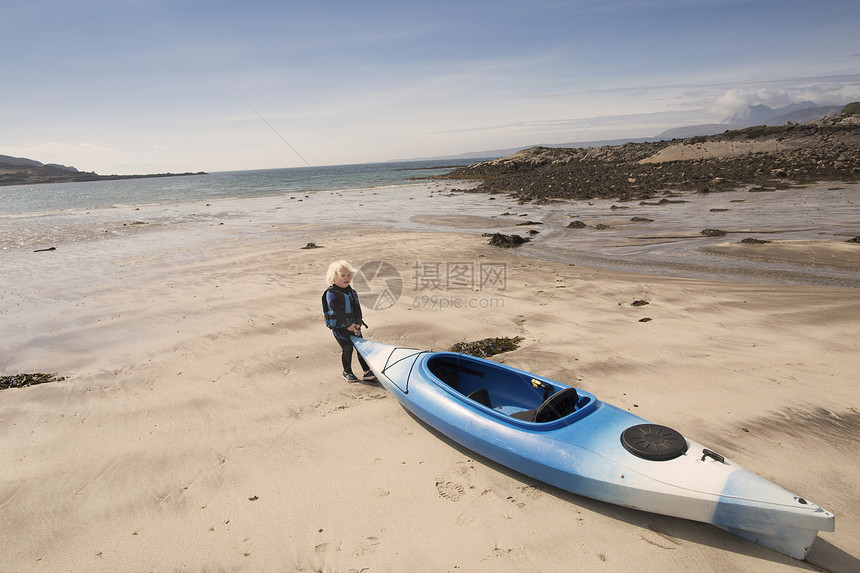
1 183 859 572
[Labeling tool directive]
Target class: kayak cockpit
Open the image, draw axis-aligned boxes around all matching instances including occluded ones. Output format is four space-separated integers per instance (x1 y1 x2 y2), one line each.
426 353 595 424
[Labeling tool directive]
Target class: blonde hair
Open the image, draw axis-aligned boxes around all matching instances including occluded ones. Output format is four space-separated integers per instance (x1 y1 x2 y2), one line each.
326 260 357 285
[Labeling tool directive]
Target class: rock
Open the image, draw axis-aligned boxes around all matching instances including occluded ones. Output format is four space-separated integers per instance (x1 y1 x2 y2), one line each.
486 233 530 248
630 217 654 222
631 300 650 306
301 242 323 249
701 228 727 237
566 220 588 228
847 236 860 243
741 238 771 244
441 115 860 202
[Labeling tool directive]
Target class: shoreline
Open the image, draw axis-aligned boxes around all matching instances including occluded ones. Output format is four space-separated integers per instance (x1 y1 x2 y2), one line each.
4 179 857 287
1 185 859 572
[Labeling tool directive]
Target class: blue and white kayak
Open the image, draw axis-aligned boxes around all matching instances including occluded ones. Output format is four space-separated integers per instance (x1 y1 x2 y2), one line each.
352 336 835 559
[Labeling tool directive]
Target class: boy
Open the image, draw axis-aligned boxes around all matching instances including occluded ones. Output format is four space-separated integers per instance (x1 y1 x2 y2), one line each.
323 260 376 382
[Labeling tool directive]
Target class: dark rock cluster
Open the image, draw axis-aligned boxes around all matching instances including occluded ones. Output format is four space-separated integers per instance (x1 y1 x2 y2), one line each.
483 232 531 248
443 108 860 202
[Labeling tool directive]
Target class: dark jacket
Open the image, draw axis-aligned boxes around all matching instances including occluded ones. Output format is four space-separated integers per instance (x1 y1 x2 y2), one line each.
323 285 363 339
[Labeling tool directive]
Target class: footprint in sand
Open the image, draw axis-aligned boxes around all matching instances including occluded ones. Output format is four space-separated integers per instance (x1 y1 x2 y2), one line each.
506 496 526 509
436 480 465 501
314 542 333 554
518 484 543 500
640 530 681 550
354 536 381 556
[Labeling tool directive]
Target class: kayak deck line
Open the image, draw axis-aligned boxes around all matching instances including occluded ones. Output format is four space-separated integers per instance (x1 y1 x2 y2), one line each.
352 336 835 559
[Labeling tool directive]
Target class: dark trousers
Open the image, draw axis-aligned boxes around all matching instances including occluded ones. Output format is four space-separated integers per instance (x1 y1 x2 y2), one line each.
334 331 369 374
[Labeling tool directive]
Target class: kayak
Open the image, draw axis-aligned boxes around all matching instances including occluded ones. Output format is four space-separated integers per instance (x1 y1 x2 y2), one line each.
352 336 835 559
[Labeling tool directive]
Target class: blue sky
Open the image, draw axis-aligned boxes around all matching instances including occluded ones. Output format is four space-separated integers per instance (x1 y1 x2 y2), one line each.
2 0 858 174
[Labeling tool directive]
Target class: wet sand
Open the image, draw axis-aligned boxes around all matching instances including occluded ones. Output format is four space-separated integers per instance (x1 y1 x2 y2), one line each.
1 181 859 572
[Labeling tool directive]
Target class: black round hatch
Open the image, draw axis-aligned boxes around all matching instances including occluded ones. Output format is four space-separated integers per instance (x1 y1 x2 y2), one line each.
621 424 688 461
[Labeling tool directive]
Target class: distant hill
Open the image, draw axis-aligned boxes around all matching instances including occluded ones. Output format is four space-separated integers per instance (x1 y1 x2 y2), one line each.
762 105 844 125
0 155 92 186
657 103 844 139
0 154 79 172
728 102 817 125
0 154 204 187
417 102 854 161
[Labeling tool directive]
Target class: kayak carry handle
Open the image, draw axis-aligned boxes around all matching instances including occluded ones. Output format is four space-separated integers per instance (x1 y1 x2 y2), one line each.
701 449 725 463
531 378 553 402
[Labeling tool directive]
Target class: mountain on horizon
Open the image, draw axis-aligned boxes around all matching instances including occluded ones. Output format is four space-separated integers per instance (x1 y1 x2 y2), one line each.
658 102 843 139
726 101 817 125
1 154 207 187
410 103 849 162
0 154 78 173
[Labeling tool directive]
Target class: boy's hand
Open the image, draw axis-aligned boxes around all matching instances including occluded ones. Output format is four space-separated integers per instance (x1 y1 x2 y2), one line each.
348 323 361 334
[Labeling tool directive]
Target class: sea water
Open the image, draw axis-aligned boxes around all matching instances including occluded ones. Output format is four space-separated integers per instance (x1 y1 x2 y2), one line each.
0 159 483 215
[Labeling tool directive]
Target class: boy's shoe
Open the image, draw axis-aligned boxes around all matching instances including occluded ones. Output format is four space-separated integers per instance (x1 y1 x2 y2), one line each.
343 372 358 382
362 370 377 381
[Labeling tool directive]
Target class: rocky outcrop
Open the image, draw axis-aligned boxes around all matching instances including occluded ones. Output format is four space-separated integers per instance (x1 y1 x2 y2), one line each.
444 105 860 202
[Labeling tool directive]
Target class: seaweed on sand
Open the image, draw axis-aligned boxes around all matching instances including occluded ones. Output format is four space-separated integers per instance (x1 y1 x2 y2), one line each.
1 373 65 390
450 336 525 358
